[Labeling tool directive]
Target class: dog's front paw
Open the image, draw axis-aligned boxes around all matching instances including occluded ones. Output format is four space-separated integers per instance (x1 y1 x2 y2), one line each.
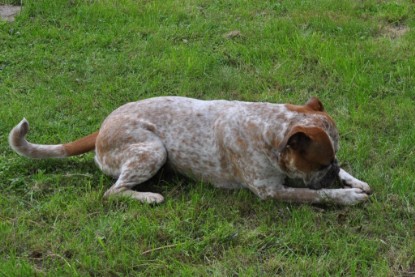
339 169 372 194
343 180 372 194
339 188 369 205
323 188 369 205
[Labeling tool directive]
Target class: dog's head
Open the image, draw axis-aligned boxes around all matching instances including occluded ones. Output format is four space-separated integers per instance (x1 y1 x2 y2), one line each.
276 98 340 189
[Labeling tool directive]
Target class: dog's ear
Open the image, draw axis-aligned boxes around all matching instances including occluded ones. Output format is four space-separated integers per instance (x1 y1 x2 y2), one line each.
305 97 324 112
278 126 312 153
284 129 311 152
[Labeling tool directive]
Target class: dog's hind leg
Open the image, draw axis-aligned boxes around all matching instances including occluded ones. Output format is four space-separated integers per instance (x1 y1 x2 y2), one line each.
102 139 167 204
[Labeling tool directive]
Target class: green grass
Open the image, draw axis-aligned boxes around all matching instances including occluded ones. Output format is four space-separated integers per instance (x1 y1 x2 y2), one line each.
1 0 415 275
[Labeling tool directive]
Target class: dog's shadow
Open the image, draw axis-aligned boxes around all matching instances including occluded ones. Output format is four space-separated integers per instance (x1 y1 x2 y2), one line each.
16 155 193 196
13 156 349 210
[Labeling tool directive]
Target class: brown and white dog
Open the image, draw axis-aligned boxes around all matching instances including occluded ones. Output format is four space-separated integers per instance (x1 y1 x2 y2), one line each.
9 96 371 205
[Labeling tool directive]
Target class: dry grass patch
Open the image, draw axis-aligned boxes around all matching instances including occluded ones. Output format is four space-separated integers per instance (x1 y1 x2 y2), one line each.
379 24 409 39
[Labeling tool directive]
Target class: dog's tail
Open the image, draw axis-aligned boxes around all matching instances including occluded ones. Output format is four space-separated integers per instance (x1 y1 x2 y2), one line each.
9 118 98 159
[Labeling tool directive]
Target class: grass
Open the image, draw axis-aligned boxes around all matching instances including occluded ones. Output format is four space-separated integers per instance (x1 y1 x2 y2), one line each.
1 0 414 275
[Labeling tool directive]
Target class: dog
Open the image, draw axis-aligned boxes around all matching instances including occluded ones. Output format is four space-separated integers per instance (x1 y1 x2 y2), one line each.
9 96 371 205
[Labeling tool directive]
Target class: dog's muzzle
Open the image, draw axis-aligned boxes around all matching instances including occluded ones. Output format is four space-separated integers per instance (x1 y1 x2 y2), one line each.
308 159 340 190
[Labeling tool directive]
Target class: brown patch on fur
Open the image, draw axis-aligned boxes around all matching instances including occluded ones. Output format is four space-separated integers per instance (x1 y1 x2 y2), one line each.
245 121 268 148
285 97 336 127
139 152 150 163
63 132 98 156
95 132 111 156
227 153 243 180
95 117 128 155
246 122 257 133
264 129 281 149
279 126 335 173
236 136 248 151
286 97 325 113
305 97 324 111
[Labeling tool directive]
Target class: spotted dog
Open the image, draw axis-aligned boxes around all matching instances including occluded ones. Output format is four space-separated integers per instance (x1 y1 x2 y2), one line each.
9 96 371 205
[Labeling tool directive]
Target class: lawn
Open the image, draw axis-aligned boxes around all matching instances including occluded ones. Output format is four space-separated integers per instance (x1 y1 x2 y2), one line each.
1 0 414 275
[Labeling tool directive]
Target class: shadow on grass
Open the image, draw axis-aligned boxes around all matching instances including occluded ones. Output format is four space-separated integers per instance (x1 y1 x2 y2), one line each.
6 154 371 213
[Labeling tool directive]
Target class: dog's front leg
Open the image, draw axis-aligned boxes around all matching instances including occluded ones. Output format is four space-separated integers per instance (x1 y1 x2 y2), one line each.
339 168 371 194
248 179 369 205
266 187 369 205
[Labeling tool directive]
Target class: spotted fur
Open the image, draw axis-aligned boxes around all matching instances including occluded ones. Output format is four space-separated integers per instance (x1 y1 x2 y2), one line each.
9 97 371 205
